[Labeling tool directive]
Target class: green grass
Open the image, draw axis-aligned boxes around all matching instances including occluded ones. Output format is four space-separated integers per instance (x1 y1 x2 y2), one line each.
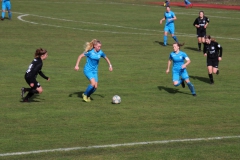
0 0 240 159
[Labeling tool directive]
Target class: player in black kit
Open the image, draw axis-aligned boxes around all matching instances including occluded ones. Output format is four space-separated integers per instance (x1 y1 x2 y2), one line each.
193 11 209 51
203 35 222 84
21 48 50 102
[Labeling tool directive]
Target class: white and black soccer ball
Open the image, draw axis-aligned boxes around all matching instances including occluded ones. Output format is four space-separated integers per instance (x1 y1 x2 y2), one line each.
112 95 121 104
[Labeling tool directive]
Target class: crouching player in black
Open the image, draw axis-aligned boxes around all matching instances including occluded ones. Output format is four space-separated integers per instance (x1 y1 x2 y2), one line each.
21 48 50 102
203 35 222 84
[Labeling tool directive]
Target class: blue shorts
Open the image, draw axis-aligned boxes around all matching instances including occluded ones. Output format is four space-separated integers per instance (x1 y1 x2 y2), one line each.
164 25 175 34
84 70 98 82
172 68 189 81
2 1 11 10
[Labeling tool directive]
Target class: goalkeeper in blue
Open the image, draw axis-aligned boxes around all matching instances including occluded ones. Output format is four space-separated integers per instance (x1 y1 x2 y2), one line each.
1 0 12 20
166 43 196 96
74 39 113 102
160 6 179 46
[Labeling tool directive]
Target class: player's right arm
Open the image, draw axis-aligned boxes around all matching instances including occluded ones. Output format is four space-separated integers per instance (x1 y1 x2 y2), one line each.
75 53 85 71
166 59 171 74
193 18 199 28
160 17 166 24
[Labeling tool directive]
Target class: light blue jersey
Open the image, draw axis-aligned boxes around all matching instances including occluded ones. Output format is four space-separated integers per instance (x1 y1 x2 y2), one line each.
83 48 106 82
169 51 189 81
84 49 106 72
164 11 175 27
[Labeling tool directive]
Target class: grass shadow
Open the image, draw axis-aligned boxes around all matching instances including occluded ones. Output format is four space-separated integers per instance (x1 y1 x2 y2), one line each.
68 91 105 100
184 46 200 52
190 75 210 84
154 41 167 46
157 86 191 95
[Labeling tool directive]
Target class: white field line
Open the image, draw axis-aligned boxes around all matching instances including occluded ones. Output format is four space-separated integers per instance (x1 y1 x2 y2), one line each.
0 135 240 157
16 13 240 41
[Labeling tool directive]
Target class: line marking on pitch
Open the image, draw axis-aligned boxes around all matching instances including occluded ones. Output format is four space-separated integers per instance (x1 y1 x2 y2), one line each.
0 135 240 157
16 13 240 41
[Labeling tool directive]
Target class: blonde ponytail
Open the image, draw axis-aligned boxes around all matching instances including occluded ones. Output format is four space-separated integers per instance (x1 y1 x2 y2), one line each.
84 39 101 52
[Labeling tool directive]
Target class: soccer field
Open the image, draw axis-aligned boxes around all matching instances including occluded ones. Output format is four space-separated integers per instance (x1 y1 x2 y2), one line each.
0 0 240 159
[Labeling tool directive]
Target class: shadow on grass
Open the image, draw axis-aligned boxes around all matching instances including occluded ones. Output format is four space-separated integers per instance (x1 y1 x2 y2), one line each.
157 86 191 95
20 94 43 103
190 75 210 84
68 91 105 100
184 46 200 52
154 41 167 46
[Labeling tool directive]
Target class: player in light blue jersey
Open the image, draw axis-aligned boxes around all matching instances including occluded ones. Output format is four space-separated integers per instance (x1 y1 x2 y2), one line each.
184 0 193 8
160 6 179 46
75 39 113 102
1 0 12 20
166 43 196 96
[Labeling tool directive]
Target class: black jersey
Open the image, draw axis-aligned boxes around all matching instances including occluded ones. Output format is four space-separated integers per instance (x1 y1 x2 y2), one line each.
203 41 223 59
25 57 48 82
193 16 210 31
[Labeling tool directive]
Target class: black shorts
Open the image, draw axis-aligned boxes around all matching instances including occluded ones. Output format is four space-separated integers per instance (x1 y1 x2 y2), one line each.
207 58 219 68
197 29 206 38
25 74 41 89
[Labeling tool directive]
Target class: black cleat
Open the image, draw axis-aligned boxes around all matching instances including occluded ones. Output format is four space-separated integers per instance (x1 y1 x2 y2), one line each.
210 80 214 85
216 70 219 75
1 18 4 21
22 98 30 102
21 87 25 98
181 80 185 88
192 94 197 96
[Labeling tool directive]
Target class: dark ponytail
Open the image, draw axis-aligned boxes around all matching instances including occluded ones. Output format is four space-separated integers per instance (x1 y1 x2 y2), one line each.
35 48 47 58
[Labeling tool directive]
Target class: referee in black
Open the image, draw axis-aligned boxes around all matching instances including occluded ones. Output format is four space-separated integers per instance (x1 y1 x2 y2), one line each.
193 11 210 51
21 48 50 102
203 35 222 84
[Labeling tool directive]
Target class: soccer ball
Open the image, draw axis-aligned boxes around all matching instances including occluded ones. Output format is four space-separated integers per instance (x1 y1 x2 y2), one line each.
112 95 121 104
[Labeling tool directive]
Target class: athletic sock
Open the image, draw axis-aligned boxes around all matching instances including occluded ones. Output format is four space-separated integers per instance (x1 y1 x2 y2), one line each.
164 35 167 45
174 79 182 87
2 11 5 19
172 36 178 43
84 84 94 97
208 74 214 83
187 82 196 94
88 88 97 97
198 43 201 50
8 12 12 19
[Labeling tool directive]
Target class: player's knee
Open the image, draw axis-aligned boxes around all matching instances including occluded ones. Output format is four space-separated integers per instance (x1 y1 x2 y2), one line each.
173 81 178 86
37 88 43 94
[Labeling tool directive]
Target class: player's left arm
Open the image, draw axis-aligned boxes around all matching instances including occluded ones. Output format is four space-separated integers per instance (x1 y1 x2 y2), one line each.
104 57 113 71
217 43 223 60
204 17 210 28
182 57 191 69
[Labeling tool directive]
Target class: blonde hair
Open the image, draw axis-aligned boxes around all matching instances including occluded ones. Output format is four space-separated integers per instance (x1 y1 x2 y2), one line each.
84 39 101 52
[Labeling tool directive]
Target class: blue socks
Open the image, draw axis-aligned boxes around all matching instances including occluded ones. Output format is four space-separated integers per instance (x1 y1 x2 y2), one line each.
172 36 178 43
164 35 167 45
8 11 12 19
1 11 11 19
84 84 96 97
187 82 196 94
2 12 5 19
